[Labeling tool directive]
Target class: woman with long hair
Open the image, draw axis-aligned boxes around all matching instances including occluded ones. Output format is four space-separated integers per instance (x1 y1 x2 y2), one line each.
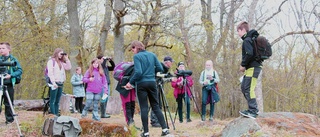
47 48 72 116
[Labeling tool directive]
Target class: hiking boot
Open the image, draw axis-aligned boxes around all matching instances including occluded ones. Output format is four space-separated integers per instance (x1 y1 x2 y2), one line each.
161 130 170 136
140 132 149 137
239 110 257 119
187 119 192 122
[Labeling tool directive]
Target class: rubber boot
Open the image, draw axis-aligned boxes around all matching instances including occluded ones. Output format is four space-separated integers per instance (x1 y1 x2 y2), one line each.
201 115 206 121
131 101 135 120
100 102 110 118
126 102 134 125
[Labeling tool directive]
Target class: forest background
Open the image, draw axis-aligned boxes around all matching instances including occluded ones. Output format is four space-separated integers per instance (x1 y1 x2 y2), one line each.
0 0 319 119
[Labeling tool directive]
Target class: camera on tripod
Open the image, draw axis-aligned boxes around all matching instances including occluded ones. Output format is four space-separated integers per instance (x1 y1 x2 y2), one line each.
176 69 192 77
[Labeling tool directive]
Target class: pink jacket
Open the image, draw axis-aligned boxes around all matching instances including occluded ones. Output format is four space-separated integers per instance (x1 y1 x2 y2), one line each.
171 76 193 99
83 68 108 94
47 58 72 85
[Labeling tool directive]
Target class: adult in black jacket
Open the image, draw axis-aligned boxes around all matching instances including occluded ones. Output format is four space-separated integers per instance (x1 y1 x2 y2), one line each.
97 55 115 118
150 56 173 127
237 21 262 119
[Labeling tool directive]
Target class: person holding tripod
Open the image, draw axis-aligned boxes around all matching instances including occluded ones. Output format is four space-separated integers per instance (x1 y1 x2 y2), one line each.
125 40 170 137
171 62 193 123
0 42 23 125
150 56 173 127
97 55 115 118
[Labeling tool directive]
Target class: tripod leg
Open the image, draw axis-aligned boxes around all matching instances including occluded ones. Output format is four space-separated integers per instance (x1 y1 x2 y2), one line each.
187 84 201 116
4 88 24 137
159 84 176 130
160 87 169 128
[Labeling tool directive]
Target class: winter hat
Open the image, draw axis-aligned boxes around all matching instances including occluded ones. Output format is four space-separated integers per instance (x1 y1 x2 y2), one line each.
163 56 174 62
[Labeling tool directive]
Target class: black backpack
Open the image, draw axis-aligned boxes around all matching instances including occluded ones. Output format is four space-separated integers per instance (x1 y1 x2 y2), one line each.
252 36 272 61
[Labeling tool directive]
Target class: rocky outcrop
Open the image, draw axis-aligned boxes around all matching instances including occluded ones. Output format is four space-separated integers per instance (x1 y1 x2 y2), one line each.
221 112 320 137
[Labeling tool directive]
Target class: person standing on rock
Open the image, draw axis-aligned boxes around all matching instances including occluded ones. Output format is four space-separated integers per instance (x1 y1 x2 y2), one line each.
237 21 262 119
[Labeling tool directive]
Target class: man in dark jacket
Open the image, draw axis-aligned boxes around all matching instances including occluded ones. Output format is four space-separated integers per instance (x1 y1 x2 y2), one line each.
125 40 170 137
150 56 173 127
237 21 262 119
97 55 115 118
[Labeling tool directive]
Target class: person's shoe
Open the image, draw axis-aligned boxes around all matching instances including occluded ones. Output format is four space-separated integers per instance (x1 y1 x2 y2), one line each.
201 115 205 121
209 115 213 121
161 129 170 136
101 114 111 118
151 123 161 127
179 120 183 123
140 132 150 137
187 119 192 122
5 121 13 125
239 110 257 119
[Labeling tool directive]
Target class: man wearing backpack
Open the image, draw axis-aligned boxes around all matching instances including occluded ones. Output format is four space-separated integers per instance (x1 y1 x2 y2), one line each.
0 42 23 125
237 21 262 119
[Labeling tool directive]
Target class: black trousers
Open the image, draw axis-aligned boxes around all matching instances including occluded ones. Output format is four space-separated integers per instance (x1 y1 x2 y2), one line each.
75 97 84 113
137 81 167 133
1 84 14 123
150 83 162 125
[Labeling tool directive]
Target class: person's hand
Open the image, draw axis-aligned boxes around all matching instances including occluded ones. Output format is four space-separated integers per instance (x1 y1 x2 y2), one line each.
125 82 134 90
203 81 208 85
89 77 94 82
63 54 69 60
4 74 11 79
171 77 177 82
53 84 58 88
239 66 245 72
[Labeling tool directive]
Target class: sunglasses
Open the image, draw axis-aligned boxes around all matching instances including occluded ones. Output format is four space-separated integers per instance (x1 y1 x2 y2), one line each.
131 46 135 49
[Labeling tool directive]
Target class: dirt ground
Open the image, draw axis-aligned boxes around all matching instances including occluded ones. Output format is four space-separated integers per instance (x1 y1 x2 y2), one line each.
0 110 227 137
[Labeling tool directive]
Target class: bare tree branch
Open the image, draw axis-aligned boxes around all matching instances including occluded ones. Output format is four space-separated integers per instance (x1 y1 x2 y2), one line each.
257 0 289 30
271 30 320 45
119 22 159 28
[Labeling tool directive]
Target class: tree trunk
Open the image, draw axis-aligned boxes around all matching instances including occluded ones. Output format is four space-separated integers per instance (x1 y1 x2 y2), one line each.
108 0 125 114
98 0 113 56
67 0 82 73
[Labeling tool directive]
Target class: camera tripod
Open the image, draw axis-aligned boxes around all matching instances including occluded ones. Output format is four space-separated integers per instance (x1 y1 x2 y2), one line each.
173 75 201 123
157 78 176 130
0 74 24 137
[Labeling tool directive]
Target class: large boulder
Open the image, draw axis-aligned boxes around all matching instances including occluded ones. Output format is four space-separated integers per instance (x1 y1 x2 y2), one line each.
221 112 320 137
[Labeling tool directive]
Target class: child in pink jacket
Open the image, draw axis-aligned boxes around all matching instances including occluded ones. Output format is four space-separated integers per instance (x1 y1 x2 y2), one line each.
81 58 108 121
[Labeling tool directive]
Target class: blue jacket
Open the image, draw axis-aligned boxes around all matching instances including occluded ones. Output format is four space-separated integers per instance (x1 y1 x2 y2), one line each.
129 50 163 85
70 73 85 97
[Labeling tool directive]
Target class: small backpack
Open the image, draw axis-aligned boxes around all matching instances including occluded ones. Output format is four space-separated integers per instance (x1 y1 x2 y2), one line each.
42 117 56 136
113 62 134 82
252 36 272 61
44 57 55 84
